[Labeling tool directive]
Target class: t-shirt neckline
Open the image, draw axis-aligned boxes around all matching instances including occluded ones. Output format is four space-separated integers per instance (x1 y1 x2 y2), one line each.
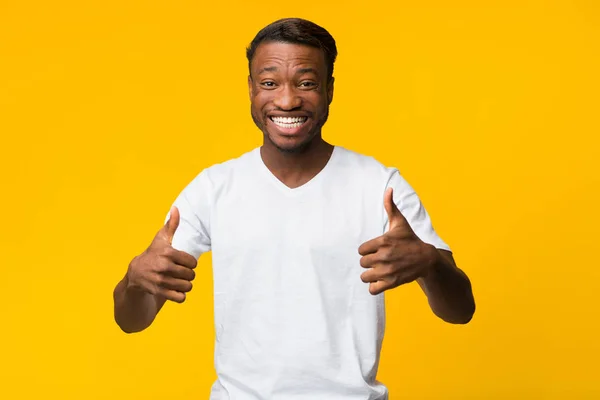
255 145 339 196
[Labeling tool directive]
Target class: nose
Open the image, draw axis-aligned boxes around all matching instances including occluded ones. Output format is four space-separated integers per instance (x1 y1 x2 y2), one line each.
272 85 302 110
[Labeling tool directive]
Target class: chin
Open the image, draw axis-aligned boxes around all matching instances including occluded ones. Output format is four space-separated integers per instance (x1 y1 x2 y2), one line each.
276 143 309 154
267 133 315 154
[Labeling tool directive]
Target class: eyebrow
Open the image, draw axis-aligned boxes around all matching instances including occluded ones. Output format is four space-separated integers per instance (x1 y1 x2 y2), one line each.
297 68 317 75
257 66 278 75
257 66 319 76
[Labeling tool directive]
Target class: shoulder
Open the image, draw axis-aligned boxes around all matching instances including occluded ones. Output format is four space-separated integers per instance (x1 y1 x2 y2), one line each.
204 147 258 179
183 147 259 192
333 145 400 183
173 148 258 202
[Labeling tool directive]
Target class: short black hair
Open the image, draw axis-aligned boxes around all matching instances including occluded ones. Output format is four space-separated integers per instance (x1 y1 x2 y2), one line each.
246 18 337 82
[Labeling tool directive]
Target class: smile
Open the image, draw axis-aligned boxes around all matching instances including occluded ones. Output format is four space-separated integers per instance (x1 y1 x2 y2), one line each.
269 116 308 128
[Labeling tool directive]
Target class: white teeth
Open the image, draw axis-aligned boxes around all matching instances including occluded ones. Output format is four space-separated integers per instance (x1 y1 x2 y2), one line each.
270 116 307 129
274 122 303 128
271 116 307 125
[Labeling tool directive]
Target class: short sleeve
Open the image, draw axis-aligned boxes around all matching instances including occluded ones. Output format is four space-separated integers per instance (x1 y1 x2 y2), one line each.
164 170 212 260
383 169 451 252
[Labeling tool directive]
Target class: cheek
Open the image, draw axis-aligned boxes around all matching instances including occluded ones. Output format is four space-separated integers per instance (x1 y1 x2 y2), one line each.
251 96 264 114
310 93 328 111
252 94 272 112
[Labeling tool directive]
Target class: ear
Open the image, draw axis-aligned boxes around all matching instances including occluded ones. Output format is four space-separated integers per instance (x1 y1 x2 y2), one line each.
248 75 253 101
327 77 334 105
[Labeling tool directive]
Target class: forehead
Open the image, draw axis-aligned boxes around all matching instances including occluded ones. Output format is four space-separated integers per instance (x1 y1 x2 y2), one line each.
251 42 326 73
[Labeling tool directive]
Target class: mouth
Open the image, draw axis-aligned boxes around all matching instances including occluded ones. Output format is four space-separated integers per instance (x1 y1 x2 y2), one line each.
269 116 309 129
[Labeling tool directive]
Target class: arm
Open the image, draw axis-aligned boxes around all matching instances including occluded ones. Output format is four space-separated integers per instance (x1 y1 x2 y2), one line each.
417 248 475 324
113 207 197 334
113 271 167 333
359 186 475 324
114 169 212 333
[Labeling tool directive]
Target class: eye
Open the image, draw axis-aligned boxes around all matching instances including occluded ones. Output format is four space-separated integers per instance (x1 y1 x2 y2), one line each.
299 81 317 88
260 81 276 88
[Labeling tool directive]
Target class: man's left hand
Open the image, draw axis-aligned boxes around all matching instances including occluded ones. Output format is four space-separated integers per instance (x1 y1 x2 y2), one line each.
358 188 439 295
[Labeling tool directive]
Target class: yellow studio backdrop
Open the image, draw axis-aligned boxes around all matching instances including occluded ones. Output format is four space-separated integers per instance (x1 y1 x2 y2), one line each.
1 0 598 399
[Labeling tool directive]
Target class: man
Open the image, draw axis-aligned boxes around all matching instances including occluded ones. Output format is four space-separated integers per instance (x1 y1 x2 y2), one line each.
113 18 475 399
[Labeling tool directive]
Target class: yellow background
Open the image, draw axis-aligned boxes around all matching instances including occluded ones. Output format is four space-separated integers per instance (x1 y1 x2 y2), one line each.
1 0 599 398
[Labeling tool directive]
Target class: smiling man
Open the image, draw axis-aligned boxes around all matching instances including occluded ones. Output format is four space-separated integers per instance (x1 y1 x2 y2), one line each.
113 18 475 399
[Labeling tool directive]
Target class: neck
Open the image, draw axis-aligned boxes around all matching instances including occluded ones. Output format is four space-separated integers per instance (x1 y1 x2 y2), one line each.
260 135 335 188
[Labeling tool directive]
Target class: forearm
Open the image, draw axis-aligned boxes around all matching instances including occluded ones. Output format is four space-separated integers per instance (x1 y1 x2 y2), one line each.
418 248 475 324
113 274 165 333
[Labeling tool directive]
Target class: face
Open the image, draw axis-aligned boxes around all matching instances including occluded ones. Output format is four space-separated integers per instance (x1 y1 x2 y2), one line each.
248 42 334 154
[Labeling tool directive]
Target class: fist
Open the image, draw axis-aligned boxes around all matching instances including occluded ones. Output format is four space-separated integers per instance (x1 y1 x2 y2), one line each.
358 188 437 295
126 206 197 303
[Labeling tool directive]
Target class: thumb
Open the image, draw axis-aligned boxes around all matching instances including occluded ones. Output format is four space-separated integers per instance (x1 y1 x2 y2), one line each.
384 187 407 231
165 206 180 244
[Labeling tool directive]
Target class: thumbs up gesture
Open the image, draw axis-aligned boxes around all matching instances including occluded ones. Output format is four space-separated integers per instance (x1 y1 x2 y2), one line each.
358 188 438 295
125 207 197 303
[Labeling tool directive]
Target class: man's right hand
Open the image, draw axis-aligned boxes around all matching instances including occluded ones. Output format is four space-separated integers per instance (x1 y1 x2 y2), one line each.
125 206 197 303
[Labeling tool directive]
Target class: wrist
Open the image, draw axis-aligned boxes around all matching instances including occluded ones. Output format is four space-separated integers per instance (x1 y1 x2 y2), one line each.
421 243 441 279
124 256 145 294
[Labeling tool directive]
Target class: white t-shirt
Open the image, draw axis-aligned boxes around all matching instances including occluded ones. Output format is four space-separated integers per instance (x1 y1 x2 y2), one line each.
167 145 450 400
